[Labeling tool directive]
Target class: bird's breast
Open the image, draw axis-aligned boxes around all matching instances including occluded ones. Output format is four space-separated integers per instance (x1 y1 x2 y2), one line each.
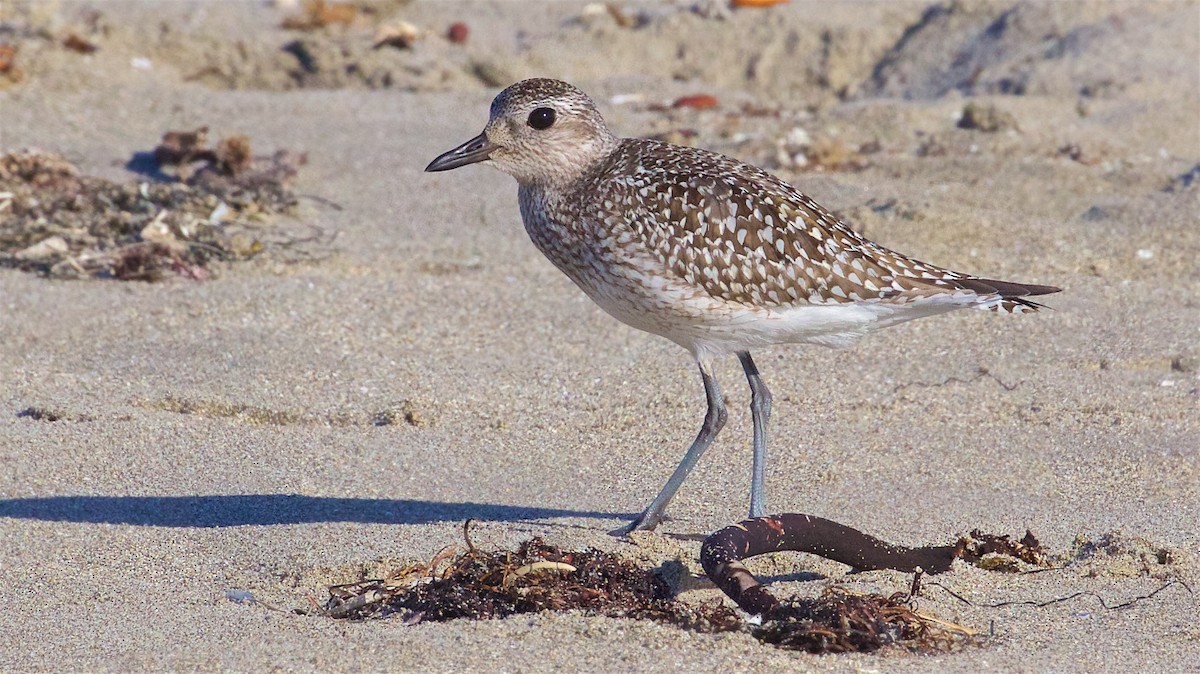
518 186 603 281
517 185 703 331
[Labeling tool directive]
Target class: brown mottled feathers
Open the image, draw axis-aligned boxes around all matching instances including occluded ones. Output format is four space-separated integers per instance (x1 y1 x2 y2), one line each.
578 139 1058 313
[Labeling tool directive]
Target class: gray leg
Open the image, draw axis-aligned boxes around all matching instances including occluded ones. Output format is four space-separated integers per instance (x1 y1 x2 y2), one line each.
624 359 727 533
738 351 771 518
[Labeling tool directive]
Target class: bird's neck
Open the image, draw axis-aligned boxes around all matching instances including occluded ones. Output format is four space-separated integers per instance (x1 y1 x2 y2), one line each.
522 135 623 192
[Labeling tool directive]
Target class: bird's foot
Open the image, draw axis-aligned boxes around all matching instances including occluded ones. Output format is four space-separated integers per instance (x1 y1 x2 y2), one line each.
609 510 666 536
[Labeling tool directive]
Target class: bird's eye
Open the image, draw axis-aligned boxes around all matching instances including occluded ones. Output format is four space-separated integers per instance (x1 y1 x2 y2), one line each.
527 107 556 130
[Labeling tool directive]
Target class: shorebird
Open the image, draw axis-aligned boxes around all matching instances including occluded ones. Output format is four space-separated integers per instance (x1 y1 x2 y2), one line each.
426 78 1059 533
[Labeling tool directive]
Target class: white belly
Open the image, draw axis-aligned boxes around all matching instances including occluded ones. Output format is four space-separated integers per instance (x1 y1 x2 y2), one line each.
581 267 965 362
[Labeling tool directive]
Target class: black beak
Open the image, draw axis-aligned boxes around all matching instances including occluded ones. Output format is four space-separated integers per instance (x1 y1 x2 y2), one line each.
425 132 497 172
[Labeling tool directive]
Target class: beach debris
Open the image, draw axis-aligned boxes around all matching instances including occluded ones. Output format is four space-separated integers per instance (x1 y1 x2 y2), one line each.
1057 142 1092 164
691 0 732 20
15 235 69 262
672 94 720 110
925 578 1190 612
955 529 1051 572
281 39 319 74
915 132 947 158
700 514 959 616
139 396 426 428
0 45 15 71
322 535 684 623
806 138 869 171
469 60 513 88
370 400 429 427
774 127 870 172
143 397 306 426
858 139 883 155
888 366 1020 396
506 561 579 585
609 93 646 106
0 43 22 85
16 406 94 422
731 0 791 7
1069 532 1183 579
318 523 967 654
648 128 699 147
154 127 210 165
152 127 258 178
373 22 422 50
696 516 1190 649
214 136 254 175
957 102 1017 132
226 589 285 611
1164 163 1199 192
156 128 305 192
700 516 1058 622
446 22 469 44
17 407 64 422
604 3 643 28
698 519 1189 628
281 0 357 30
62 33 99 54
753 588 971 653
319 518 1185 653
774 126 811 167
226 589 257 604
0 138 307 281
698 514 981 652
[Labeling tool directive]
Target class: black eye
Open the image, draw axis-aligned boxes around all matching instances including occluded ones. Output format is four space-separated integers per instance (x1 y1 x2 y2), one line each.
527 107 556 130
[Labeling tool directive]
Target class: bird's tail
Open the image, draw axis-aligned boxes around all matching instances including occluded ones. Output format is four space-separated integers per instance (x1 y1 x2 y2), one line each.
951 277 1062 314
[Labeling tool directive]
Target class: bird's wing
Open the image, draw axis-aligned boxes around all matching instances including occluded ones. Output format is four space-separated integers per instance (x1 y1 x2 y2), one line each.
594 141 1058 313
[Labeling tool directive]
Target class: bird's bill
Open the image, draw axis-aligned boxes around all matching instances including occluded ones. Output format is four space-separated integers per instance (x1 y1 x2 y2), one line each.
425 132 497 172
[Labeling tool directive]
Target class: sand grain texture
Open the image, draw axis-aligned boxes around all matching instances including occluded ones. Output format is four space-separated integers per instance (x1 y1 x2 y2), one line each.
1 1 1197 672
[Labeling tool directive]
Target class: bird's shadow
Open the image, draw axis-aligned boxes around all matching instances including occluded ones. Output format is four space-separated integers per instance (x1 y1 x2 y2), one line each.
0 494 632 528
124 151 174 182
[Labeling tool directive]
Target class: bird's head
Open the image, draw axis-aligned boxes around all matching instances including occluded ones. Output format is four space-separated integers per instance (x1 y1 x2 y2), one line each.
426 78 619 187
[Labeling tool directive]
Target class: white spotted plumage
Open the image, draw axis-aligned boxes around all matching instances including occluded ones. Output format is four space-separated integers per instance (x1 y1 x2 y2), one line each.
463 79 1059 362
427 78 1061 531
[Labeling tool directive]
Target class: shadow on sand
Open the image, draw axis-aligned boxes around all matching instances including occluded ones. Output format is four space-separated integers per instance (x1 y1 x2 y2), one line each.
0 494 631 528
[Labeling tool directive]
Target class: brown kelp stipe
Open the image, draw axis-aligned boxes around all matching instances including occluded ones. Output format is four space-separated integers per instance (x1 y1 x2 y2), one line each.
701 514 961 616
311 519 1083 654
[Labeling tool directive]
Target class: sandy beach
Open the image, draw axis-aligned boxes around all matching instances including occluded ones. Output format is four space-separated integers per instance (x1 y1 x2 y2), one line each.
1 1 1197 671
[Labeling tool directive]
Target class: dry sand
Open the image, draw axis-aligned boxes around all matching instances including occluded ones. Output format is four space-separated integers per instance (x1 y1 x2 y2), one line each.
1 0 1198 671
